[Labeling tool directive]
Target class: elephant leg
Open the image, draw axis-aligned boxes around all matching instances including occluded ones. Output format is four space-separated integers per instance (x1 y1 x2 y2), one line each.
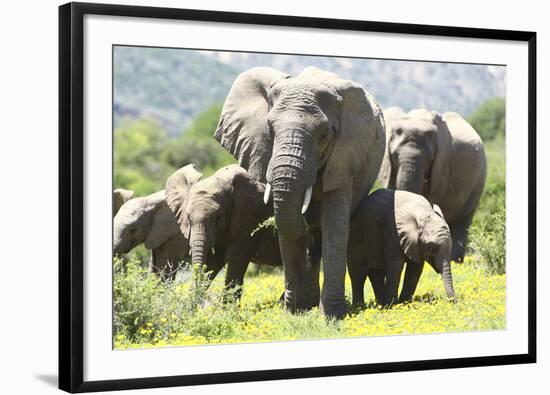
280 233 309 312
347 242 366 306
155 238 186 281
148 250 157 275
304 228 322 308
149 249 173 281
399 261 424 303
449 213 474 263
320 186 352 319
384 249 405 306
224 242 255 302
368 269 386 305
204 247 225 283
224 257 249 302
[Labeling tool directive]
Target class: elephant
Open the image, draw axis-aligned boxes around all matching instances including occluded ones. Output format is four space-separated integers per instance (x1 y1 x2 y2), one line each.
378 107 486 262
113 165 201 279
214 66 385 318
166 164 322 303
113 188 134 216
347 189 456 306
166 164 289 300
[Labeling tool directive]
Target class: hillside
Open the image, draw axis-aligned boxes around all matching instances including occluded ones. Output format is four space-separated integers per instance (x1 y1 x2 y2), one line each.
203 51 505 116
114 46 239 136
114 46 505 136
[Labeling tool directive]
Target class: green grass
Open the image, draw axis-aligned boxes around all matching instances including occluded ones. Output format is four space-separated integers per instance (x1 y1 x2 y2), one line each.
114 255 505 349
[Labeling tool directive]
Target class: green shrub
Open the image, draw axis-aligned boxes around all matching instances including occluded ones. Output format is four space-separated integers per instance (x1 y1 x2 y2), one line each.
468 136 505 274
467 97 505 141
114 256 242 346
469 204 505 275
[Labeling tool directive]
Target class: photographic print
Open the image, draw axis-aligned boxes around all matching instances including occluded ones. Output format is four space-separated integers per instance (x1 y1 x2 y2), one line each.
112 45 507 349
59 3 535 391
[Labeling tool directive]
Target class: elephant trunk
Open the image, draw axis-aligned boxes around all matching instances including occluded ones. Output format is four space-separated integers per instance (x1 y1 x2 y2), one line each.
270 129 315 241
190 224 209 266
113 237 124 256
441 259 456 300
395 160 425 194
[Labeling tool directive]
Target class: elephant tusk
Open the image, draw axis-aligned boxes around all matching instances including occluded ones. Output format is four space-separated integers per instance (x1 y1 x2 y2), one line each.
301 185 313 215
263 183 271 205
211 247 215 256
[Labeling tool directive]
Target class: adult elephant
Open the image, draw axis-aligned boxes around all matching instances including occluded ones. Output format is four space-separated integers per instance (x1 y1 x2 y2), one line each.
214 67 386 318
378 107 486 262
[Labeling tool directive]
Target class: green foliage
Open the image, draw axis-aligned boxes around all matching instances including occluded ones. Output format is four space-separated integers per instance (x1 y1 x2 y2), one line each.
469 207 505 275
114 118 172 196
183 103 224 140
467 97 505 141
114 256 242 345
114 259 505 348
469 136 505 274
164 103 236 176
114 103 236 197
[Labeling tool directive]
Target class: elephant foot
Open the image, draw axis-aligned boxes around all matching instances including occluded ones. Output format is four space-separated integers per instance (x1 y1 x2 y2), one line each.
283 290 311 314
320 300 347 320
451 241 465 263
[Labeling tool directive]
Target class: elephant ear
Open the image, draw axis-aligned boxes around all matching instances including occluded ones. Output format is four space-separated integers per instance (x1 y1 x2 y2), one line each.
395 192 427 263
113 188 134 216
321 77 386 192
227 166 270 241
433 204 445 220
378 107 405 188
420 111 452 203
214 67 290 183
144 191 178 250
165 164 203 239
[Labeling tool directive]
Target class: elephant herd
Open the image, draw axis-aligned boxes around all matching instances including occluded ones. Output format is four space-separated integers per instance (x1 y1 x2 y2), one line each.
113 66 487 320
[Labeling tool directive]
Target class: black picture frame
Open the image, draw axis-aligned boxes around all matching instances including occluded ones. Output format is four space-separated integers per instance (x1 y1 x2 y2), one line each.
59 2 537 393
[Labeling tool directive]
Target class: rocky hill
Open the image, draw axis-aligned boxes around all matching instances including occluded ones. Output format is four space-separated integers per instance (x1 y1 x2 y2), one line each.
114 46 505 136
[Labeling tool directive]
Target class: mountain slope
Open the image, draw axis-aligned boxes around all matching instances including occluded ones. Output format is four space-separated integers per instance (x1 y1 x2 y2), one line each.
114 46 239 136
203 51 505 116
114 47 505 136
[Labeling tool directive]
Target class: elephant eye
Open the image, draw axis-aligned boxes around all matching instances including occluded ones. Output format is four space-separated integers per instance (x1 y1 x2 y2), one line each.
395 128 403 136
129 228 137 235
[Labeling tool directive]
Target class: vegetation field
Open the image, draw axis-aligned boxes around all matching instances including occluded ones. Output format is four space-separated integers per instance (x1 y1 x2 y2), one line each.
113 97 506 349
114 255 505 349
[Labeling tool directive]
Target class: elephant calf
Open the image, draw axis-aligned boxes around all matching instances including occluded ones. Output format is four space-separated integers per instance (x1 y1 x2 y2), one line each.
379 107 486 262
347 189 456 306
113 188 134 217
166 164 284 300
113 181 198 280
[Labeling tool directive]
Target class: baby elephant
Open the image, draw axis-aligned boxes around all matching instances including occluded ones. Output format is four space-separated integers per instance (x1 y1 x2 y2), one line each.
347 189 456 306
113 188 134 217
166 164 282 299
113 165 202 279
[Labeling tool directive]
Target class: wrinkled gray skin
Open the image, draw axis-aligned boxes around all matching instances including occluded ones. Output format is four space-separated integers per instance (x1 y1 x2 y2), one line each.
113 188 190 280
348 189 455 306
113 188 134 217
379 107 486 262
166 164 294 301
215 67 385 319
